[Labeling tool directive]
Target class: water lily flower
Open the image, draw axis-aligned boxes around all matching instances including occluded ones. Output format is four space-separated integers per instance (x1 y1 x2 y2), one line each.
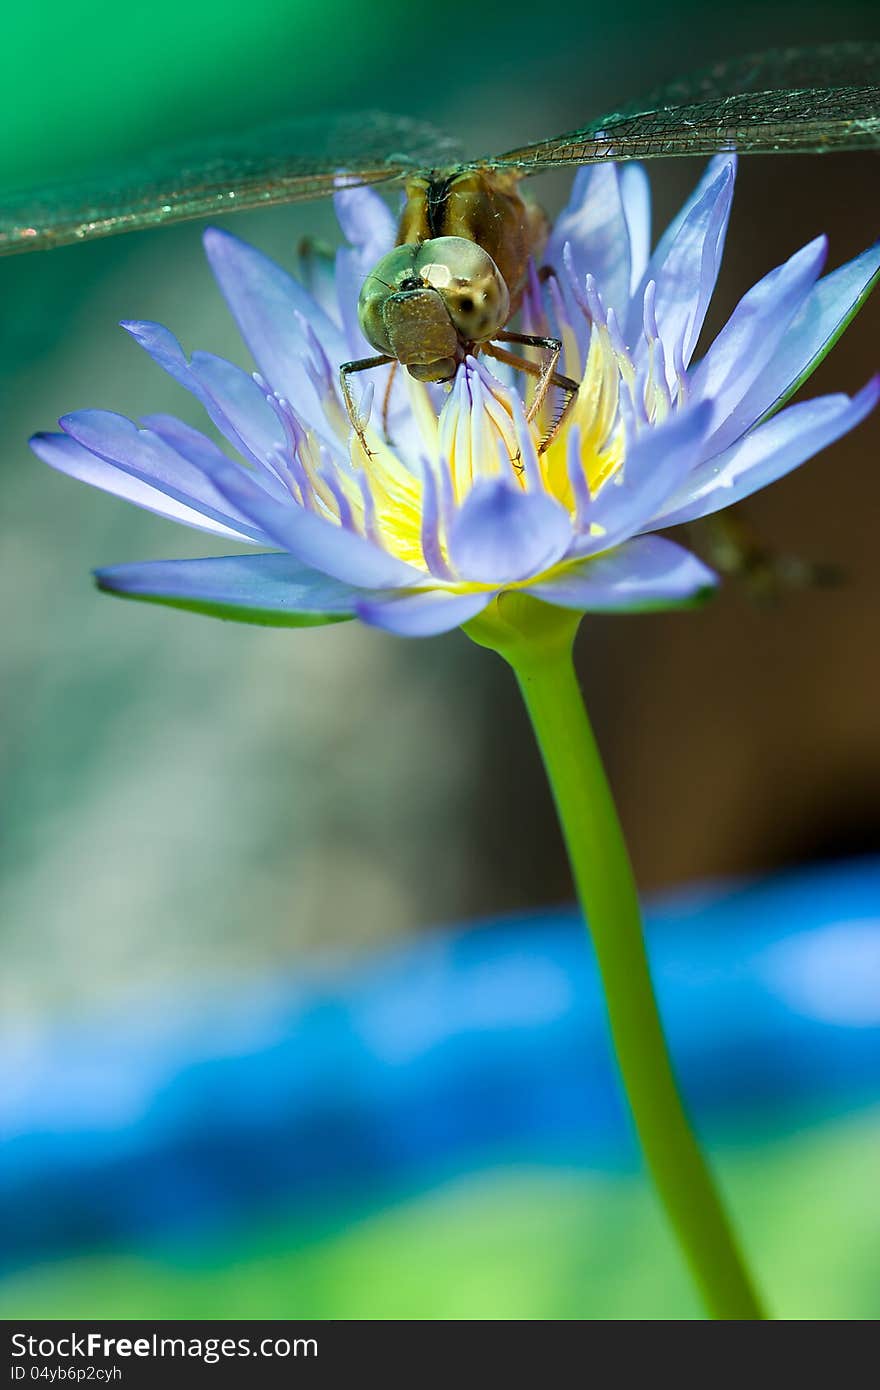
32 156 880 638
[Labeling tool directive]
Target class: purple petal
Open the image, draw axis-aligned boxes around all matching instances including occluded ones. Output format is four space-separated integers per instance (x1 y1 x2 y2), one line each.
689 236 829 457
654 378 880 528
121 320 284 468
627 154 736 346
546 165 632 322
418 459 454 580
356 587 492 637
334 182 397 253
95 552 357 626
203 228 348 420
297 240 339 322
121 319 216 419
706 240 880 446
448 480 572 583
576 400 714 553
29 432 259 543
334 185 398 356
528 536 717 611
620 164 651 294
203 452 423 589
57 411 271 542
189 351 289 461
636 161 735 372
139 414 234 473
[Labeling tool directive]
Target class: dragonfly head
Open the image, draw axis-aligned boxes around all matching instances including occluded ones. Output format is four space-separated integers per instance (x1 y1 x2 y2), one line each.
358 236 510 381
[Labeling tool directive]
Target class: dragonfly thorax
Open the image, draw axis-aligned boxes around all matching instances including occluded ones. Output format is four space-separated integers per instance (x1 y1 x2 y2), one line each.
357 235 510 382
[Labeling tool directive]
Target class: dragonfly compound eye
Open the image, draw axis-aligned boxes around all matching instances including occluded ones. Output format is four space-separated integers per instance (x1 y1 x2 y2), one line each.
358 244 421 356
414 236 510 343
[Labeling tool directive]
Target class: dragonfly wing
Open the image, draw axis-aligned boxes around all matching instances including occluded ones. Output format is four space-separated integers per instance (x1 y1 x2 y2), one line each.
491 43 880 169
0 111 462 255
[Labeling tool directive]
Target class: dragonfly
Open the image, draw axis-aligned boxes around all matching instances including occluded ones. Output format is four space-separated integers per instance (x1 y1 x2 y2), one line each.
2 41 879 457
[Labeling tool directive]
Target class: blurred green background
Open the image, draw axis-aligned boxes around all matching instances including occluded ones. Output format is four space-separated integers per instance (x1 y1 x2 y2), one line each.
2 0 879 1320
1 1114 877 1319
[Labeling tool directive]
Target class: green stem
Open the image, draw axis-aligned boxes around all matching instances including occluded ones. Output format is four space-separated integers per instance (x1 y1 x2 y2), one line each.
466 597 766 1320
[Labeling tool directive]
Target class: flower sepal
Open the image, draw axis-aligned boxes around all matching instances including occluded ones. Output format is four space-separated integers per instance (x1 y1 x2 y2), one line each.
94 553 358 628
463 593 583 668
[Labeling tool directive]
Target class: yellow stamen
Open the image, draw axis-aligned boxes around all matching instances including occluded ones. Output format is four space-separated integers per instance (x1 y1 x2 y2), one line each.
332 321 651 581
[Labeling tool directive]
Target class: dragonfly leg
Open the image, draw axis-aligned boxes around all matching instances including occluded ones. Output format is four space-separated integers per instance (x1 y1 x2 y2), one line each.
381 359 400 445
339 355 394 457
485 332 579 453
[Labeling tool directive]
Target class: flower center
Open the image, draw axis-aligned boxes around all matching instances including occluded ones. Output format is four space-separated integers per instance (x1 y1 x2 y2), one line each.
270 274 684 583
346 320 638 576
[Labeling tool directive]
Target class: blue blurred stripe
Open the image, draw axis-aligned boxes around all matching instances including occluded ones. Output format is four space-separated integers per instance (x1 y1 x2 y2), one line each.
1 858 878 1267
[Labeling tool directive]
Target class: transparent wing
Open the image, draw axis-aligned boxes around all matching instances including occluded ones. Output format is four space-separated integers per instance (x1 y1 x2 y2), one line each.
493 43 880 170
0 111 463 256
